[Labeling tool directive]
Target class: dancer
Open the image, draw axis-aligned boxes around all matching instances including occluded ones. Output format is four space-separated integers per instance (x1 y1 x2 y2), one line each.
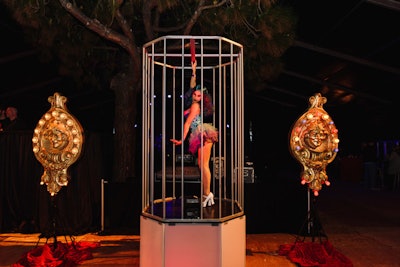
170 60 218 207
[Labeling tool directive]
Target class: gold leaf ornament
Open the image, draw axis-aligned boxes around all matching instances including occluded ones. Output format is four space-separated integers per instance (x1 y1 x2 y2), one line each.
32 93 84 196
289 93 339 196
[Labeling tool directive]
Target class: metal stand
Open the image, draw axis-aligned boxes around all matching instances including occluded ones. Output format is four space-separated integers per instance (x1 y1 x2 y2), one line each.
296 189 327 243
36 195 75 248
97 178 108 235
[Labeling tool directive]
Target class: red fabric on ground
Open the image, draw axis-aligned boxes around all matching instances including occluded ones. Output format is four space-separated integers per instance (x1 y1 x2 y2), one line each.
278 240 353 267
12 241 100 267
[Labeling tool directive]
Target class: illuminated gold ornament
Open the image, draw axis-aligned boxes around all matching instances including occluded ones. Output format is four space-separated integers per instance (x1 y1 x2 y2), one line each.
289 93 339 196
32 92 84 196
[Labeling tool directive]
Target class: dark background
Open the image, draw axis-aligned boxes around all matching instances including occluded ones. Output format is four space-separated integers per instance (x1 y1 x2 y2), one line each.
1 1 399 235
1 0 399 146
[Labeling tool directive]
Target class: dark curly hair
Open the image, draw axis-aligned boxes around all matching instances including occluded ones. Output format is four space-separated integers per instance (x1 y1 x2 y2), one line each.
184 85 214 117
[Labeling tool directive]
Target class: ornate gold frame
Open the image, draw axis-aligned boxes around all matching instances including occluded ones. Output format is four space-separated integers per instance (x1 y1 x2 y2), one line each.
289 93 339 196
32 93 84 196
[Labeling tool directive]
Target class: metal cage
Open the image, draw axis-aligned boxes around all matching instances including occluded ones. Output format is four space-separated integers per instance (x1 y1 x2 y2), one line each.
142 35 244 223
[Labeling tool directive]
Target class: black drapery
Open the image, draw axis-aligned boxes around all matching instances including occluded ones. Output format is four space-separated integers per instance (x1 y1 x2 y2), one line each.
0 131 113 234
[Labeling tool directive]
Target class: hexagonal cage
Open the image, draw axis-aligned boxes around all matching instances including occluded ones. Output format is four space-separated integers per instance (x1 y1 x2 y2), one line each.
141 35 245 223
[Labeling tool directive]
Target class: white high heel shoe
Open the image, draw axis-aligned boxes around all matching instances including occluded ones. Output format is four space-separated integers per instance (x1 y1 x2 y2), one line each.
202 192 215 207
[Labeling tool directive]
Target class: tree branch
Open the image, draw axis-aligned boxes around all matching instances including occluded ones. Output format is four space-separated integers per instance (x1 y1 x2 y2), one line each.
184 0 228 34
142 0 158 41
58 0 136 58
115 9 134 43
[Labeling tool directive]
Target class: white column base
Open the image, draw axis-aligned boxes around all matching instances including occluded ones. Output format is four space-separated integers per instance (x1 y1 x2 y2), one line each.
140 215 246 267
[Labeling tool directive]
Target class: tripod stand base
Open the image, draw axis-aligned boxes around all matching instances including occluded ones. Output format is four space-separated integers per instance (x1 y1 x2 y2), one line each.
36 195 75 248
296 189 327 242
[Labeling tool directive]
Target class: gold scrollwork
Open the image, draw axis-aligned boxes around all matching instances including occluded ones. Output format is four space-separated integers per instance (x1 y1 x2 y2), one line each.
32 92 84 196
289 93 339 196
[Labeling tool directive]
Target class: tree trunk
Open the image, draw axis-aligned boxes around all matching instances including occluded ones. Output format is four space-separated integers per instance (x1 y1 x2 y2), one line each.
111 70 138 182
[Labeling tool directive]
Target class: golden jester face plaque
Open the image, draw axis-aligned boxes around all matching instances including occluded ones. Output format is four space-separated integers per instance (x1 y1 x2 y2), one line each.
32 92 84 196
289 93 339 196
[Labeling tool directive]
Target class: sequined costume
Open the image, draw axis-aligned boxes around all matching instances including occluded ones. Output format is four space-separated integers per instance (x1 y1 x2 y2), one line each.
188 114 218 154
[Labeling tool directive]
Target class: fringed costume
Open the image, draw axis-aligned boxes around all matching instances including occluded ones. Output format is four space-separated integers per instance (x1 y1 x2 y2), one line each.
188 114 218 155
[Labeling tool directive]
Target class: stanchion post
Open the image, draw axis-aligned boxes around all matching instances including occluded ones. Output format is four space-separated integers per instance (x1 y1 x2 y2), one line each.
101 178 108 233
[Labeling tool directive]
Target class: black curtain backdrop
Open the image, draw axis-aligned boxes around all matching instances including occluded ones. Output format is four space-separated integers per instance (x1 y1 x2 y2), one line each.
0 131 114 235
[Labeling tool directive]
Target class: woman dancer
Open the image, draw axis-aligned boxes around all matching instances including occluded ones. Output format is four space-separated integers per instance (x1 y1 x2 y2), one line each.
170 60 218 207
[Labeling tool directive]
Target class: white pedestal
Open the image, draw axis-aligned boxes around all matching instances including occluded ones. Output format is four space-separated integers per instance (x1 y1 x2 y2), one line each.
140 215 246 267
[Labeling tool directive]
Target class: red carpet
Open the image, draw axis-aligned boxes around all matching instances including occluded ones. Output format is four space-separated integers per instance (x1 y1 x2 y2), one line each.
279 240 353 267
12 241 100 267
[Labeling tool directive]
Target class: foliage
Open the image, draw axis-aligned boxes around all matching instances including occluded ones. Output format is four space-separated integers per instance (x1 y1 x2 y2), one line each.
3 0 297 92
194 1 297 91
3 1 125 90
2 0 298 181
